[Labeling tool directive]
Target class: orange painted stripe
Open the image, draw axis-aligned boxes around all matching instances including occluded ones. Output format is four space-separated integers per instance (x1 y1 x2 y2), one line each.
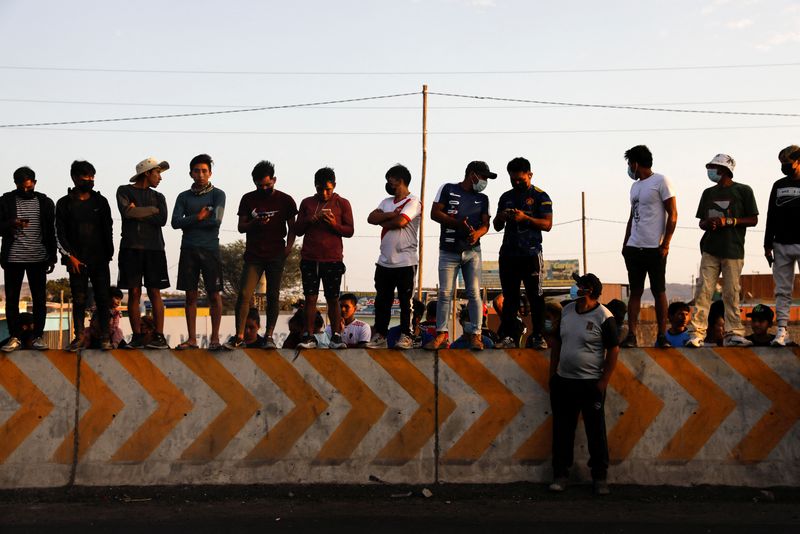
244 349 328 463
646 348 735 462
506 349 552 464
607 358 664 464
303 350 386 465
48 352 124 463
368 349 455 465
175 349 260 462
110 350 193 462
440 349 524 464
0 357 54 463
716 347 800 463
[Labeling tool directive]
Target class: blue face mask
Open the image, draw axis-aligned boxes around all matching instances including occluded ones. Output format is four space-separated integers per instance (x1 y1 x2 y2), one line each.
627 166 637 180
707 169 721 183
544 319 554 332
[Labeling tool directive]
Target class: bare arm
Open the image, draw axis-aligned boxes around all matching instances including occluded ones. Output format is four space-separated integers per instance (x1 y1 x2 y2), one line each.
660 196 678 258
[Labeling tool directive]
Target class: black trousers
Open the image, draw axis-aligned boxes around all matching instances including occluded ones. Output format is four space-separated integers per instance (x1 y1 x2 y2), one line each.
69 262 111 339
550 374 609 481
499 253 544 342
4 262 48 338
373 264 415 336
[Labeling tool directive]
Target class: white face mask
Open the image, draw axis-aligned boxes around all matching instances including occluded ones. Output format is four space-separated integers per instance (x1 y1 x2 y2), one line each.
473 178 488 193
707 169 722 183
627 166 637 180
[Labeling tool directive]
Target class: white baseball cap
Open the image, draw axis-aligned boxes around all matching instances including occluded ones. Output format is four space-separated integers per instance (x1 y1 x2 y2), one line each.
131 157 170 182
706 153 735 176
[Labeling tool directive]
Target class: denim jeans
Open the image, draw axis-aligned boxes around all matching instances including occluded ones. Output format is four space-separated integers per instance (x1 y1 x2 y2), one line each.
436 248 482 334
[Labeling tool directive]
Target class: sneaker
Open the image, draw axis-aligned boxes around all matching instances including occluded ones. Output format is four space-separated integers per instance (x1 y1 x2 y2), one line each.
31 337 49 350
297 334 318 349
99 337 114 351
548 477 568 492
394 333 414 350
329 333 347 349
724 334 753 347
528 335 548 350
495 336 517 349
66 337 82 352
771 326 791 347
366 333 388 349
223 336 245 350
684 335 703 348
620 333 638 348
1 337 21 353
654 334 672 348
262 336 277 349
469 333 484 351
146 333 169 350
593 479 610 496
423 332 448 351
128 333 145 349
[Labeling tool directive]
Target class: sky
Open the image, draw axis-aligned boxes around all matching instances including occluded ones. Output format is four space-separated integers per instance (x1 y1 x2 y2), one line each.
0 0 798 294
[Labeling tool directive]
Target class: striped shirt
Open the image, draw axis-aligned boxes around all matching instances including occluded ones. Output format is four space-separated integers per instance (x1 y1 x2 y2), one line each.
8 197 47 263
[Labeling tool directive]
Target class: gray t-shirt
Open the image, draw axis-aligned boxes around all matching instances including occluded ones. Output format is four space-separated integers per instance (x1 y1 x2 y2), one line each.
556 300 618 380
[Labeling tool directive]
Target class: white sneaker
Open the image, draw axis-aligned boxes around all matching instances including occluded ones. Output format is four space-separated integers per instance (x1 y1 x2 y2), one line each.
548 477 568 492
31 336 49 350
495 336 517 349
1 337 21 352
724 334 753 347
771 327 791 347
366 333 387 349
328 333 347 350
684 335 703 348
394 333 414 349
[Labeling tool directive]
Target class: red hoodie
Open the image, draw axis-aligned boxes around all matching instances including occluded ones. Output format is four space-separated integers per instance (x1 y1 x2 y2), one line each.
295 193 354 262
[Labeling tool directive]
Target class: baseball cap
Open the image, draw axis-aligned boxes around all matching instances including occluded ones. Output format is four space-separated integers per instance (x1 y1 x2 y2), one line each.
571 271 603 298
131 157 170 182
706 154 735 176
465 161 497 179
746 304 774 322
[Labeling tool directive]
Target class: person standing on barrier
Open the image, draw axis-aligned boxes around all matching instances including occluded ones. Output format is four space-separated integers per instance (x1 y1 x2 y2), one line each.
117 157 171 350
0 167 56 352
225 160 297 350
424 161 494 351
549 272 618 496
56 160 114 352
685 154 758 347
366 164 422 350
621 145 677 348
294 167 354 350
764 145 800 346
493 157 553 349
171 154 226 351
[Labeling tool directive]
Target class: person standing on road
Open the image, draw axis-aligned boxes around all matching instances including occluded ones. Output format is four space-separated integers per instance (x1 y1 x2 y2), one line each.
424 161 494 351
548 272 619 496
56 160 115 351
621 145 677 348
685 154 758 347
225 160 297 350
171 154 226 350
117 157 171 350
366 164 422 350
764 144 800 346
0 166 56 352
493 157 553 349
294 167 354 350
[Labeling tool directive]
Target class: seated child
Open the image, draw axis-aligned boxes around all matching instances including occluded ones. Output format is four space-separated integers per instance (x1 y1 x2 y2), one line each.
387 299 425 349
665 301 691 348
325 293 370 348
244 308 266 348
418 300 444 348
745 304 775 346
529 300 562 348
450 305 495 350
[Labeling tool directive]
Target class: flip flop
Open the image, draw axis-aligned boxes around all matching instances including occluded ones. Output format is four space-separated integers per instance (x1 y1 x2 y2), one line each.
175 341 199 351
207 342 223 351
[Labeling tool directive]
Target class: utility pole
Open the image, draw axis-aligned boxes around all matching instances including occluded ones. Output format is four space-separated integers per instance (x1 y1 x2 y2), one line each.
581 192 587 274
417 84 428 300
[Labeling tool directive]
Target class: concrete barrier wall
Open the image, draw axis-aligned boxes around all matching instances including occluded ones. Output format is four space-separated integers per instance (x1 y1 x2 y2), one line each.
0 347 798 488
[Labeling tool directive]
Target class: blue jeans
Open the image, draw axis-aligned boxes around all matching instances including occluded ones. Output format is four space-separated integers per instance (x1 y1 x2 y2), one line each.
436 248 482 334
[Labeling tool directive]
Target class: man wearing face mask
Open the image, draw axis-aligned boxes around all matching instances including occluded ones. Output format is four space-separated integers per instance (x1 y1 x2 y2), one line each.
685 154 758 347
0 166 56 352
424 161 493 351
494 157 553 349
56 160 115 351
764 145 800 346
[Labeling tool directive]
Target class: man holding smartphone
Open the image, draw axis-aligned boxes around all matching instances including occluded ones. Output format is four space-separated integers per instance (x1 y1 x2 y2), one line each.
171 154 226 350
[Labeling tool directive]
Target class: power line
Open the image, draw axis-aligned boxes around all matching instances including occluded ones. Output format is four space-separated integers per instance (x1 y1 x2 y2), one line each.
587 217 765 233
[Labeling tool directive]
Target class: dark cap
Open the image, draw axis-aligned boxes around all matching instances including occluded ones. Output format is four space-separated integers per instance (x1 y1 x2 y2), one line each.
465 161 497 179
572 271 602 299
746 304 774 322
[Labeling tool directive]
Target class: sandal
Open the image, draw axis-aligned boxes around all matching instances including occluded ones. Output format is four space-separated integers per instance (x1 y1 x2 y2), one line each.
207 342 223 351
175 341 199 351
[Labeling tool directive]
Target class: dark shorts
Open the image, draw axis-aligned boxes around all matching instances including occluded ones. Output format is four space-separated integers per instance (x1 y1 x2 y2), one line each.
117 249 170 290
622 246 666 293
300 260 345 299
177 248 224 292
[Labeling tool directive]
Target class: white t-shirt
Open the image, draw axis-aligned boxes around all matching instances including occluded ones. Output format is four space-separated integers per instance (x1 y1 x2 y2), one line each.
627 172 675 248
376 194 421 268
325 319 371 347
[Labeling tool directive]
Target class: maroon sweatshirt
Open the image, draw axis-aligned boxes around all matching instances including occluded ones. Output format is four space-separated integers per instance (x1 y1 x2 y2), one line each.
295 193 354 262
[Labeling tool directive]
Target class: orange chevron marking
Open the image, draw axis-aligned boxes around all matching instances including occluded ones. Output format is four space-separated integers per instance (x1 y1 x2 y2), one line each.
646 348 735 462
48 352 124 463
440 349 524 464
607 358 664 463
0 357 54 463
110 350 193 462
716 347 800 463
367 349 455 465
174 349 260 462
244 349 328 463
303 350 386 465
506 349 552 464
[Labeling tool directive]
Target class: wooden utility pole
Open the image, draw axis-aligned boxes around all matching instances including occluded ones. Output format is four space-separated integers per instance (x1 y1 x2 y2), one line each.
581 192 587 274
417 84 428 300
58 289 64 349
